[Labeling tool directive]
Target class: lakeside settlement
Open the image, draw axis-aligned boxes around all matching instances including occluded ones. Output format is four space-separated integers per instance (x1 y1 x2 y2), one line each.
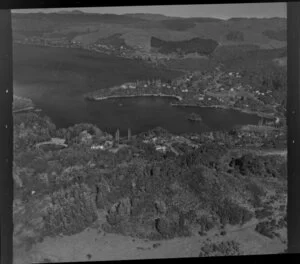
85 68 284 125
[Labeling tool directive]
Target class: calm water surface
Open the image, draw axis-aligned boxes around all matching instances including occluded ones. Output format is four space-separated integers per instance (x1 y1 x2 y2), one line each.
14 90 260 136
85 97 261 135
13 45 260 135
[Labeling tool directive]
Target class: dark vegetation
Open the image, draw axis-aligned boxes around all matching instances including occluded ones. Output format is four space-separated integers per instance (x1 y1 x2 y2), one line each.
161 17 224 31
226 31 244 42
255 220 277 238
240 64 287 112
255 216 287 239
151 36 219 56
212 45 286 71
228 153 286 179
212 199 253 226
164 58 211 71
160 19 196 31
13 108 286 247
199 240 241 257
255 208 273 220
43 183 98 236
263 29 286 41
44 31 81 41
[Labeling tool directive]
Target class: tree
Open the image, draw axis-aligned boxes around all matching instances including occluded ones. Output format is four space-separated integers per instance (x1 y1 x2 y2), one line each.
128 128 131 141
115 129 120 145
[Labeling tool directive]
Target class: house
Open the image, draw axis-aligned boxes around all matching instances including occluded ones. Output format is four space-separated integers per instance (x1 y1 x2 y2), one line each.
128 84 136 89
91 145 105 150
156 145 167 153
91 140 113 150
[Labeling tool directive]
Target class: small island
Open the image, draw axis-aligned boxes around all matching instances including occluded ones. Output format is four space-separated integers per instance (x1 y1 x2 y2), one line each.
188 112 203 122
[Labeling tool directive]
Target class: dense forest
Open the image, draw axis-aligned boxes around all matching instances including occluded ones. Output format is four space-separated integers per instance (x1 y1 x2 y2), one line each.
13 111 287 251
226 31 244 42
151 36 219 56
262 29 286 41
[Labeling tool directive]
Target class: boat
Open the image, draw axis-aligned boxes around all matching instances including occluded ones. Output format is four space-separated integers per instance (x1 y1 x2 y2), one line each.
188 112 202 122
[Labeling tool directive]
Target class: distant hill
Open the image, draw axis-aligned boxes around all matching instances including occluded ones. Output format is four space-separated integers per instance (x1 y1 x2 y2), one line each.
124 13 178 21
159 17 223 31
160 19 196 31
226 31 244 42
12 12 147 26
12 12 286 51
57 10 85 15
151 36 219 55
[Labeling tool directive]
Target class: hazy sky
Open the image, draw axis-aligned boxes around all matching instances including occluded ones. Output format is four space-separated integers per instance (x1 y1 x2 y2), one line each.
13 3 286 19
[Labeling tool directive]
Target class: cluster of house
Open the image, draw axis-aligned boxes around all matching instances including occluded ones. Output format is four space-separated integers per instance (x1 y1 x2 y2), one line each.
91 140 113 150
228 72 241 78
142 134 198 155
15 36 82 48
89 128 132 151
77 130 114 150
142 136 170 153
87 42 134 58
117 79 178 92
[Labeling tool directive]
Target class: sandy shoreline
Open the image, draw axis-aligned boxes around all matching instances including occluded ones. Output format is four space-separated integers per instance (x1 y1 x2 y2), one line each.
13 106 35 113
87 94 183 102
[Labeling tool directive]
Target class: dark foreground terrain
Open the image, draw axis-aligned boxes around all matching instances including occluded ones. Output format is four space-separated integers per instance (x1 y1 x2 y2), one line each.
13 109 287 262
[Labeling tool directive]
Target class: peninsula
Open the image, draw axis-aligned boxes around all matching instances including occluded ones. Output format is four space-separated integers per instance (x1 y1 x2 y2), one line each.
85 67 285 126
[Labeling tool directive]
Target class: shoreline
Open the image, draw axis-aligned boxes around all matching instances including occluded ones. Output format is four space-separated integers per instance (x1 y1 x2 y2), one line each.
85 92 276 120
13 106 35 114
85 94 183 102
170 103 276 119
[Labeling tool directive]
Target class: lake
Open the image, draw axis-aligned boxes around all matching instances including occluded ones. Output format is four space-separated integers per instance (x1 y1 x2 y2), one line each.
13 44 261 136
85 96 261 136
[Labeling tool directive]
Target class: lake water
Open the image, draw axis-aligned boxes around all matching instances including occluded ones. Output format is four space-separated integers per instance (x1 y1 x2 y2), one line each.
14 85 261 136
13 44 261 136
85 97 261 136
